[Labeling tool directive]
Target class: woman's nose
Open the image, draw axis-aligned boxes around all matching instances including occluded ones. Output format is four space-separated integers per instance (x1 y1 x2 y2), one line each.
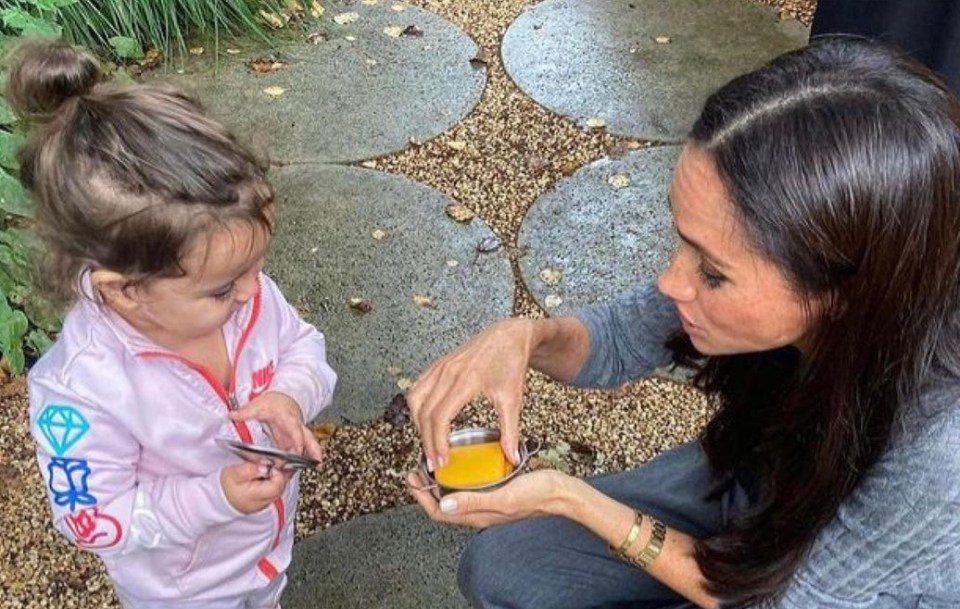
657 249 696 302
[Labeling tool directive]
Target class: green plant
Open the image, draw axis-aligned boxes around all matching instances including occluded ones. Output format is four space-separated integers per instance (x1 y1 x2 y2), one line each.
0 6 62 375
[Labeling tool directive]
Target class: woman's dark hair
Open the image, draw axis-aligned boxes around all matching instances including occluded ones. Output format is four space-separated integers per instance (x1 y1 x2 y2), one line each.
672 36 960 605
4 39 274 306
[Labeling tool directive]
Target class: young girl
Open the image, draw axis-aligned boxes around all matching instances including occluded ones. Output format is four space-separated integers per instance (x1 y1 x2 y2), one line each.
12 40 337 608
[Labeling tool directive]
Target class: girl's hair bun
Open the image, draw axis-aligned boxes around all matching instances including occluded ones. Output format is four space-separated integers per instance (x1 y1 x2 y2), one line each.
4 38 103 121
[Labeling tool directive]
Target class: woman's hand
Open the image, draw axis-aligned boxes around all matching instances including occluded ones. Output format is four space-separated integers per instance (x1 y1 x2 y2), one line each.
229 391 324 462
408 318 538 471
406 469 573 528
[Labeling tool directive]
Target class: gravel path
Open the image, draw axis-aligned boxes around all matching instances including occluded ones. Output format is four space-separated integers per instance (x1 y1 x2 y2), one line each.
0 1 816 606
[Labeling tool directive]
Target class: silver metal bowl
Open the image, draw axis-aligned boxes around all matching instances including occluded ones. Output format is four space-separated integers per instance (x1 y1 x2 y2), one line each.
415 427 540 498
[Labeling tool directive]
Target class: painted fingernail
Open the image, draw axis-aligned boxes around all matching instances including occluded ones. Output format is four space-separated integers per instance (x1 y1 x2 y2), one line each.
513 449 521 464
437 455 447 469
440 497 458 513
426 457 435 472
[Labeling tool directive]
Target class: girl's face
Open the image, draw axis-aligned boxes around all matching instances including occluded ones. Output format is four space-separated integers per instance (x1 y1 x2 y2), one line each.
126 221 270 350
656 144 814 355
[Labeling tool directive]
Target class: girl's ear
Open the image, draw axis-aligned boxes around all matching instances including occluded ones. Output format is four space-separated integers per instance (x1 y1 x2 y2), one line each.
90 269 140 312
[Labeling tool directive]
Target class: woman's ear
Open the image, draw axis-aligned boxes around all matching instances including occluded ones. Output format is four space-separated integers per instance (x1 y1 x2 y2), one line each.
90 269 140 312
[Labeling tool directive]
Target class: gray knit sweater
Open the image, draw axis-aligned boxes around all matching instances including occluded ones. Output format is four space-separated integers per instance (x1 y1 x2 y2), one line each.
572 283 960 608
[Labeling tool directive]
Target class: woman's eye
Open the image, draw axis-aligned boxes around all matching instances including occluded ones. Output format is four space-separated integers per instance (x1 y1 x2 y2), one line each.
697 261 726 289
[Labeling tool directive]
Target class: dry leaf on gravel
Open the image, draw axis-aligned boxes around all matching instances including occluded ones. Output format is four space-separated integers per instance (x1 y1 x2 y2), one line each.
386 366 403 376
345 35 357 41
383 25 404 37
446 140 467 151
226 48 241 55
366 59 378 65
413 294 435 308
608 173 631 189
333 12 359 24
247 56 288 73
539 268 562 285
560 159 579 176
362 0 380 4
401 24 424 37
392 3 408 10
396 377 413 391
139 47 163 69
445 203 475 223
655 36 671 44
309 1 325 17
610 139 643 157
348 297 373 313
446 259 459 268
585 116 607 129
262 86 286 96
469 50 489 68
311 422 337 442
371 229 387 240
306 31 328 44
544 294 563 308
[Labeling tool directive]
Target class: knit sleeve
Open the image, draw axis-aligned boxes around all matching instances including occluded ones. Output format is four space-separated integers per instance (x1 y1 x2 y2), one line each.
570 283 681 388
766 405 960 607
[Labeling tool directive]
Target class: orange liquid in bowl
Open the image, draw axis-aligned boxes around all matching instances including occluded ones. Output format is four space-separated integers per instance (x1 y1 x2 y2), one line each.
435 441 515 487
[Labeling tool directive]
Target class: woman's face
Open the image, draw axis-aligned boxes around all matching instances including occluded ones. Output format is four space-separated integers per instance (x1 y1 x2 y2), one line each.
656 144 815 355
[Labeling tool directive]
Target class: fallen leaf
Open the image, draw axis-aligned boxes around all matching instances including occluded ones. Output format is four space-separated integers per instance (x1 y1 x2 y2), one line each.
383 25 404 37
384 393 410 426
348 297 373 313
311 421 337 442
413 294 435 308
360 160 377 168
446 259 459 268
386 366 403 376
345 35 357 41
371 229 387 240
585 116 607 129
544 294 563 308
365 59 378 65
310 0 325 17
469 50 489 68
408 136 422 146
262 86 286 96
397 377 413 391
655 35 671 44
139 47 163 69
391 3 407 10
560 160 579 176
445 203 475 223
226 48 241 55
247 55 288 73
608 173 631 189
310 246 319 253
476 235 502 253
362 0 380 4
446 140 467 151
306 31 328 44
260 10 289 28
609 139 643 157
333 12 359 24
189 46 204 55
539 268 562 285
401 24 424 37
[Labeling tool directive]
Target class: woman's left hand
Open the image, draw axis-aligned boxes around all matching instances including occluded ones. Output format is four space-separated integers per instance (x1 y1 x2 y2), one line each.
407 469 572 528
229 391 324 462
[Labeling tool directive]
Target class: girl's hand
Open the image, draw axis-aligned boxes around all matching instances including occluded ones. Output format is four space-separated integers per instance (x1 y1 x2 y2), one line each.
221 461 293 514
406 469 571 528
229 392 324 462
408 319 537 471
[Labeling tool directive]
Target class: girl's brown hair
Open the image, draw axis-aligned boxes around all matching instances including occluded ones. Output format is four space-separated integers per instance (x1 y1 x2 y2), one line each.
5 38 274 306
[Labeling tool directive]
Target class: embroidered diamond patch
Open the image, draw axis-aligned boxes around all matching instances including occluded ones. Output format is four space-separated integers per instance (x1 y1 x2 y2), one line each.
37 405 90 456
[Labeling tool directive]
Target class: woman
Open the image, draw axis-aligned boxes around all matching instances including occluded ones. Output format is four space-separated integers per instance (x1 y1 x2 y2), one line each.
407 37 960 608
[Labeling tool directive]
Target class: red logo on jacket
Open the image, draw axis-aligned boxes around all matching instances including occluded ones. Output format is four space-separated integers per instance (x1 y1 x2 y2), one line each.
248 361 275 401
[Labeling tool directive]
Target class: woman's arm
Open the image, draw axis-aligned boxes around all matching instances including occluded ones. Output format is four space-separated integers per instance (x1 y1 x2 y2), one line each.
409 469 720 609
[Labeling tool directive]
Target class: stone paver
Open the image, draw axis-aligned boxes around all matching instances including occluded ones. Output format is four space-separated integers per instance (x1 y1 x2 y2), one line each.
518 146 681 314
267 164 513 423
282 506 472 609
152 0 485 163
501 0 808 141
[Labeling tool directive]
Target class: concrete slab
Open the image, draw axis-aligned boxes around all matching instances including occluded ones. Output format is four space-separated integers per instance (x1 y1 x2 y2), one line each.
150 0 485 163
517 145 681 315
501 0 808 141
266 164 513 423
283 506 472 609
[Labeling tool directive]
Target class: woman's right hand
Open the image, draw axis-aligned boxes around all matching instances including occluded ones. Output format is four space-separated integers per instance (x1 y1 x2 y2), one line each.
408 318 538 471
220 461 292 514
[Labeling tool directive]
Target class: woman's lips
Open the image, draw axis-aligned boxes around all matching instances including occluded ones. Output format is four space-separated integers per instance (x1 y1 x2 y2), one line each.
677 310 701 333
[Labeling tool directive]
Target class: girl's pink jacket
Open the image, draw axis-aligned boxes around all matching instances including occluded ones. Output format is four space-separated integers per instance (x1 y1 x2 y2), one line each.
27 273 336 605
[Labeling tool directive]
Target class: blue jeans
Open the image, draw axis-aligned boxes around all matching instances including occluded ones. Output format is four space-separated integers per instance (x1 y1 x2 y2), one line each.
457 442 748 609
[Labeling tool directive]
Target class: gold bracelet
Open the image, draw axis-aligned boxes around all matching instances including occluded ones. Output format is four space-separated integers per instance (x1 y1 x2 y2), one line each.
610 511 643 558
631 516 667 570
